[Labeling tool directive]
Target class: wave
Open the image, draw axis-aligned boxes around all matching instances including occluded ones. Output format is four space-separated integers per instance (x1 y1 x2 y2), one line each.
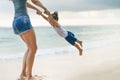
0 46 76 60
0 39 119 60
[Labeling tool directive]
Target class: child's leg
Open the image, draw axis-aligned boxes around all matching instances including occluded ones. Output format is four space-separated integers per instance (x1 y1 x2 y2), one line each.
76 40 82 47
74 43 83 56
65 31 83 56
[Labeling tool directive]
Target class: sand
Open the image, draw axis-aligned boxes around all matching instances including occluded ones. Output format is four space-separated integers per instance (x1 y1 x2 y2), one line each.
0 42 120 80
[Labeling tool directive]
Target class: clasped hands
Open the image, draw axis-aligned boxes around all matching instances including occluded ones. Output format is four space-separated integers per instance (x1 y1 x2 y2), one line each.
36 9 50 15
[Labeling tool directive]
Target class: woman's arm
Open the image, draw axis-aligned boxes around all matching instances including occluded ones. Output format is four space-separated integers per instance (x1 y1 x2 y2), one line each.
26 2 48 21
31 0 48 11
26 2 39 11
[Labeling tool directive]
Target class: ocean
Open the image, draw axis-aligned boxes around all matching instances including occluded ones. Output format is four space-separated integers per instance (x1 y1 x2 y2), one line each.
0 25 120 60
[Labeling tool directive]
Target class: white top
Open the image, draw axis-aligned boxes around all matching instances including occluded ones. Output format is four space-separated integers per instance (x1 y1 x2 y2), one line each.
53 26 68 38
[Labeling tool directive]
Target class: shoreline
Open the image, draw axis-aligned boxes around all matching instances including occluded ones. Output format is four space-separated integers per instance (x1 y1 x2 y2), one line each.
0 42 120 80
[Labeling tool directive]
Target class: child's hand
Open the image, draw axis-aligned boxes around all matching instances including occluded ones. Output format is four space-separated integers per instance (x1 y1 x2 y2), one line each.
36 10 42 15
44 10 50 15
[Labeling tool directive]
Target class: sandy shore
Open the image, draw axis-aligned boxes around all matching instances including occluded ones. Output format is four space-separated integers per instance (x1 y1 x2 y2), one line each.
0 42 120 80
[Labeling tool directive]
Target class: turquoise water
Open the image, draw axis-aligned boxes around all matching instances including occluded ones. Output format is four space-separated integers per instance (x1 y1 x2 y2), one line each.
0 25 120 59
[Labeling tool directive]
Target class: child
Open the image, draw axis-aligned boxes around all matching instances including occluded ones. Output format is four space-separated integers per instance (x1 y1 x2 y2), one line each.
37 11 83 56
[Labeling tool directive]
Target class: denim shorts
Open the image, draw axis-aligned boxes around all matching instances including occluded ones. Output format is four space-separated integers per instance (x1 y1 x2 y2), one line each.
12 15 33 35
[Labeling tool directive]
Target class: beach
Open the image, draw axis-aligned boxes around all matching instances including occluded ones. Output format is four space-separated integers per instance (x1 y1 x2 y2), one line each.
0 41 120 80
0 26 120 80
1 0 120 79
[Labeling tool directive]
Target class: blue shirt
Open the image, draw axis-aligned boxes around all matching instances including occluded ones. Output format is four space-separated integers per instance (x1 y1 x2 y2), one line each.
12 0 28 17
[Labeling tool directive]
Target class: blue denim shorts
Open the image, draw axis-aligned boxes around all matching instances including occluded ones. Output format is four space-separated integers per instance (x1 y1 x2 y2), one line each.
65 31 77 45
12 15 33 35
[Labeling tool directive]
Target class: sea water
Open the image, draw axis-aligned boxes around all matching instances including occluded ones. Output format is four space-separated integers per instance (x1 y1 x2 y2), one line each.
0 25 120 59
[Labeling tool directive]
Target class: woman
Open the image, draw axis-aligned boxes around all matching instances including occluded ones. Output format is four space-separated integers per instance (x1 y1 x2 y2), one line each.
11 0 50 80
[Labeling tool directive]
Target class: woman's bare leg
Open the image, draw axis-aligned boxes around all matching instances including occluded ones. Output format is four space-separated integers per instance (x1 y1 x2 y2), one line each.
20 29 37 80
20 49 29 77
74 43 82 56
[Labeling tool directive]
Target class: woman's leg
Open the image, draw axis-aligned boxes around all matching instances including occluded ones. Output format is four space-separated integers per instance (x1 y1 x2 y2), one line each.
74 43 82 56
20 49 29 77
20 29 37 79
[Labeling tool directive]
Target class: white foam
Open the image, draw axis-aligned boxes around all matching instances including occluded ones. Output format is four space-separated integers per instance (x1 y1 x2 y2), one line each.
0 46 76 60
0 40 119 60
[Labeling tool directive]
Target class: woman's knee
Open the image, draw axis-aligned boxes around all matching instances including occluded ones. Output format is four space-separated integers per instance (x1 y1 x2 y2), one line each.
33 45 37 52
28 45 37 54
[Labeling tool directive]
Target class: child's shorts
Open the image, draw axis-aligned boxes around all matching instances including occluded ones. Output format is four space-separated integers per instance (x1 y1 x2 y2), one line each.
65 31 77 45
12 15 33 35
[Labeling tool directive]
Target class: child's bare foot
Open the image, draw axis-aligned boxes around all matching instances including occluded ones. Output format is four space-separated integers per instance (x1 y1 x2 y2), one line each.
79 48 83 56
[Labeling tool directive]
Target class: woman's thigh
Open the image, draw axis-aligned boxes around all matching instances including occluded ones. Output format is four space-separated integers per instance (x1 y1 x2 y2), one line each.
20 29 37 49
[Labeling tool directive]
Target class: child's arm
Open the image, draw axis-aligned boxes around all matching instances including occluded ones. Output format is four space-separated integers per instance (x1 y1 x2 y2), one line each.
37 11 48 21
41 14 49 21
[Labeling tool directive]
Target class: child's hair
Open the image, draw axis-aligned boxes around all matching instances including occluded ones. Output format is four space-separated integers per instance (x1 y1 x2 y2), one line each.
51 11 59 21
